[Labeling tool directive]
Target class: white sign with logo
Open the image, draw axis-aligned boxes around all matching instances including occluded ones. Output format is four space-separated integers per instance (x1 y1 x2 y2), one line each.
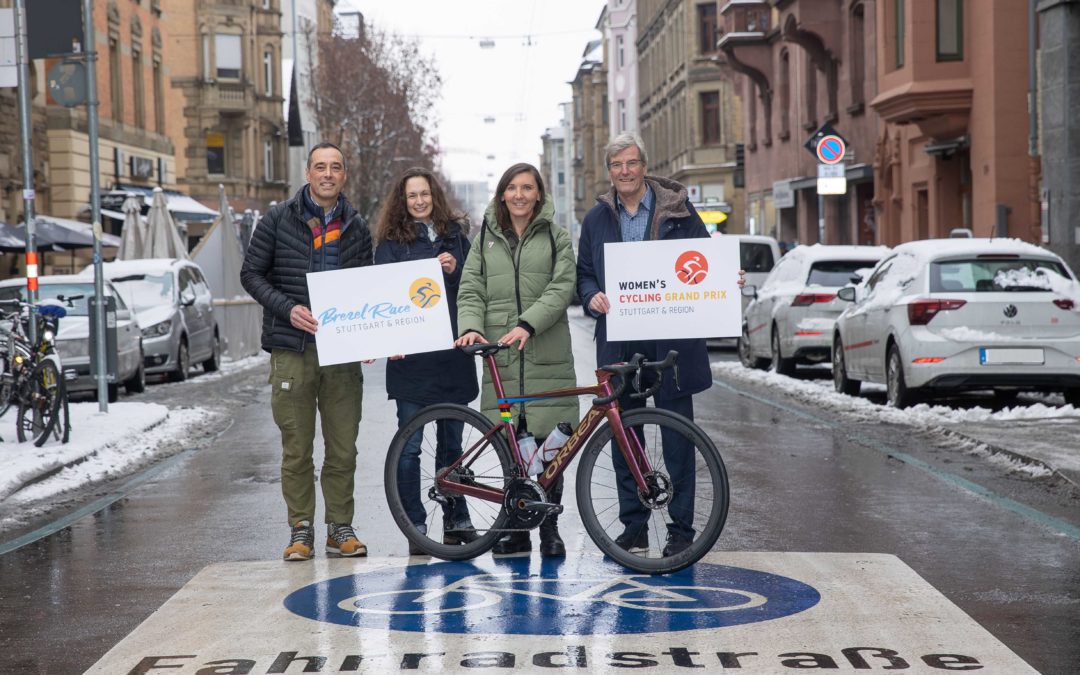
307 258 453 365
773 180 794 209
604 238 741 341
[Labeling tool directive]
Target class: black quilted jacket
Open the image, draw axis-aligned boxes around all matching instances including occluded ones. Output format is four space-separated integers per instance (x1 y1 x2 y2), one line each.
240 186 373 353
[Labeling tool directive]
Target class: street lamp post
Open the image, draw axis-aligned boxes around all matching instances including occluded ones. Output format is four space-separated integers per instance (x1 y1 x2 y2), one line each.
12 0 37 343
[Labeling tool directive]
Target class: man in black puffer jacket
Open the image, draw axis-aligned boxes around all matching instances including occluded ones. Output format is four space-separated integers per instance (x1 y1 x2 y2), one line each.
241 142 373 562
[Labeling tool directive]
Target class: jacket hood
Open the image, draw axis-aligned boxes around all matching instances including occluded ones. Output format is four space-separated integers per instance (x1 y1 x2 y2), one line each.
597 175 692 238
483 195 556 236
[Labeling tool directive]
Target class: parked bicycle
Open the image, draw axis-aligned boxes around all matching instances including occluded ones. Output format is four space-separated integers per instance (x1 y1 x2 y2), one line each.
384 343 730 575
0 297 71 446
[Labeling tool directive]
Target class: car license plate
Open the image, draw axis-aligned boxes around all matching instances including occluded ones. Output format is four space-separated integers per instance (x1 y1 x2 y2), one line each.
979 347 1044 365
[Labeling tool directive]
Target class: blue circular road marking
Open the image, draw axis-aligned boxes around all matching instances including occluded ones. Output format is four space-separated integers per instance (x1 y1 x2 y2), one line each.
283 556 820 635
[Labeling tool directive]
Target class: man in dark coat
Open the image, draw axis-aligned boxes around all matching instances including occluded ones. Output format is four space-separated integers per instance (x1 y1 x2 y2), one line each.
240 142 373 561
576 132 714 558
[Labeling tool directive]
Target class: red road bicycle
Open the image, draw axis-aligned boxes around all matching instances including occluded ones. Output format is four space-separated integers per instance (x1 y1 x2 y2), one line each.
384 343 729 574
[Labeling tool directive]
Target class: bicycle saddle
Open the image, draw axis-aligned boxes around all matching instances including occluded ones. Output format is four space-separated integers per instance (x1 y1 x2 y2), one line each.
460 342 507 357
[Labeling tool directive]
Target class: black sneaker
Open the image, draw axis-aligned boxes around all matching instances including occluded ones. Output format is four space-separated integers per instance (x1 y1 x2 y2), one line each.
491 531 531 555
443 521 479 545
614 526 649 553
661 531 692 557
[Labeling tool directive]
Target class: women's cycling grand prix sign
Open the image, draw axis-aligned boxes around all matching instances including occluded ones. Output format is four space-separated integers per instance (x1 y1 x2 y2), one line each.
604 238 742 341
89 553 1039 674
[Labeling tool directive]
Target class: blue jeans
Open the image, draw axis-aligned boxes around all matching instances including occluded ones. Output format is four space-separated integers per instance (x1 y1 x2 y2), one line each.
612 394 696 541
395 400 471 529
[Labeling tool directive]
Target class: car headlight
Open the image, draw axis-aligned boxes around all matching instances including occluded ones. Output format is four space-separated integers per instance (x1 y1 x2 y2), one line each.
142 320 172 338
57 338 89 359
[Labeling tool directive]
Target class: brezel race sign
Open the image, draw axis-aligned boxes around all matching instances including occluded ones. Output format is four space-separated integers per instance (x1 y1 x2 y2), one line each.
605 237 741 341
307 258 453 365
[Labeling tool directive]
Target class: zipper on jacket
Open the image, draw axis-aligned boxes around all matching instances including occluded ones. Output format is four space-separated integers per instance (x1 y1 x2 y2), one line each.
510 222 532 406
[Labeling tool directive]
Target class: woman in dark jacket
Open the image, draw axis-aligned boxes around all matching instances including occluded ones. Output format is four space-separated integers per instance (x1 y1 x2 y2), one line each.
374 167 479 553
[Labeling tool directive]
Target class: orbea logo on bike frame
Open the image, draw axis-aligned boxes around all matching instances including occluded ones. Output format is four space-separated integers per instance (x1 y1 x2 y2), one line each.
408 277 442 309
674 251 709 286
283 557 820 635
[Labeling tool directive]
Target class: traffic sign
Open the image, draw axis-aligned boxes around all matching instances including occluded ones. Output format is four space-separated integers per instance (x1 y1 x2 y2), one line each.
816 135 846 165
804 122 849 159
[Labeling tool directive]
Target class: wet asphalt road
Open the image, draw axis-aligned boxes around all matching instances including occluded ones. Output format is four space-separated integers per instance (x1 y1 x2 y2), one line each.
0 313 1077 674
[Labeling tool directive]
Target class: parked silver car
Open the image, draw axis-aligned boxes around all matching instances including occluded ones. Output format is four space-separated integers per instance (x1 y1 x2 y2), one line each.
0 275 145 402
832 238 1080 408
739 244 888 374
94 259 220 381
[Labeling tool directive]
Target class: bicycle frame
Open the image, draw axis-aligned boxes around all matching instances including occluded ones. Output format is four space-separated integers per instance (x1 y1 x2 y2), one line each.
436 350 655 505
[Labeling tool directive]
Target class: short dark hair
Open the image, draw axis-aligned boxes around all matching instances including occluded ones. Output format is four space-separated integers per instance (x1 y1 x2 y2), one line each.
494 163 546 231
306 142 345 169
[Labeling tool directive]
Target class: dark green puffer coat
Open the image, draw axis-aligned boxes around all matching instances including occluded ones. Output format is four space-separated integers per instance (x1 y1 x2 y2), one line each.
457 197 578 437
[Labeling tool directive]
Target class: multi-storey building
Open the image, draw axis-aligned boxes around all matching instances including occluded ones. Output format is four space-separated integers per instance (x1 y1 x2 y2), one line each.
718 1 878 245
42 0 176 221
541 122 574 241
570 35 609 225
0 7 49 226
606 0 639 136
164 0 289 218
450 180 490 234
870 0 1037 245
638 0 744 233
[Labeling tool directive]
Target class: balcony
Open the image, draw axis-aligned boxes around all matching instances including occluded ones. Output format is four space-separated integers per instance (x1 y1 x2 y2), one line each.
718 2 773 93
870 79 973 138
200 81 253 114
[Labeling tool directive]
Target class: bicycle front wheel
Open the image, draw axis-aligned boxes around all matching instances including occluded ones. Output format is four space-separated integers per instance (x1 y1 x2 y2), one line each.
384 404 514 560
576 408 730 575
17 359 63 446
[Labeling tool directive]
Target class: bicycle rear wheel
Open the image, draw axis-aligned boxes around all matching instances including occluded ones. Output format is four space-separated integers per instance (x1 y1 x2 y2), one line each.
576 408 730 575
384 404 514 560
17 359 62 446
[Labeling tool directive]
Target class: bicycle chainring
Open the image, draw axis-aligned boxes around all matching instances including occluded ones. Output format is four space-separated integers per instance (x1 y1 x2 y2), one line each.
638 471 672 510
503 478 549 529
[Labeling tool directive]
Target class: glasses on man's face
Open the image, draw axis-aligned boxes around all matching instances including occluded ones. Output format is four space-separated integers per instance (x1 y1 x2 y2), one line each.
608 159 643 172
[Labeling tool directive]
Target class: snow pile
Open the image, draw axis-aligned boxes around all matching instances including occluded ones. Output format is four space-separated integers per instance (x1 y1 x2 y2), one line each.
0 402 213 502
711 361 1078 428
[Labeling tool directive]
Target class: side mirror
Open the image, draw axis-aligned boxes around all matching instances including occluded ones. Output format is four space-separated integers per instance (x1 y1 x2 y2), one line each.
741 285 757 299
837 286 856 302
180 290 196 307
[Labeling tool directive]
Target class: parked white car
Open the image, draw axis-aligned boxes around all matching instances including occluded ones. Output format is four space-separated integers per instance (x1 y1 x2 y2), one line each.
739 244 888 374
91 259 220 381
0 275 145 402
708 234 781 347
831 238 1080 408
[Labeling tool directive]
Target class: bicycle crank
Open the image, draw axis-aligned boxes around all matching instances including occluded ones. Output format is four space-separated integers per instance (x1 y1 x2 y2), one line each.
503 478 552 529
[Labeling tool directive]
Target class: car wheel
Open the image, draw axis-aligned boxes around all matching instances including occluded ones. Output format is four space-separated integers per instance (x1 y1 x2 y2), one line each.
770 327 796 377
832 336 861 396
1064 389 1080 408
886 344 917 409
738 324 767 370
125 355 146 395
170 338 190 382
202 332 221 372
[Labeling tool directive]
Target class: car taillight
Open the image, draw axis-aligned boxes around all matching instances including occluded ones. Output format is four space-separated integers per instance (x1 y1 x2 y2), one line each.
907 299 967 325
792 293 836 307
1054 298 1075 310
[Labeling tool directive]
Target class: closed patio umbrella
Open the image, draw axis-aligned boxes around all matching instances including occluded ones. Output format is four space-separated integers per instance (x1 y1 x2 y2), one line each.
116 195 146 260
144 187 189 259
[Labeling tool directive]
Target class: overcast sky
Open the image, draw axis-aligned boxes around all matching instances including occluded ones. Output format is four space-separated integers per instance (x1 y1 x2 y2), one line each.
339 0 605 189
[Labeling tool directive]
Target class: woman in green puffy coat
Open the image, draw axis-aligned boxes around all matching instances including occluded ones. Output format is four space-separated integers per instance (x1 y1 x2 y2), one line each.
455 162 578 558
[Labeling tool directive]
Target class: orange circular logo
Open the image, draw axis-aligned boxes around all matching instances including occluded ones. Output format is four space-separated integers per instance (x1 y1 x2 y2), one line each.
674 251 709 285
409 277 442 309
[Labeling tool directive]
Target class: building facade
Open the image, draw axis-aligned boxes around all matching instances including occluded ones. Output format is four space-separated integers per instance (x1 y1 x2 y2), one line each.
164 0 289 216
718 0 878 245
1037 0 1080 274
42 0 176 221
606 0 639 136
570 36 609 225
541 122 574 242
282 0 335 195
870 0 1038 246
638 0 744 233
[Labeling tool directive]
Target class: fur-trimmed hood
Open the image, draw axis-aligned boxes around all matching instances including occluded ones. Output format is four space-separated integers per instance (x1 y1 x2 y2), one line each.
596 175 692 240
